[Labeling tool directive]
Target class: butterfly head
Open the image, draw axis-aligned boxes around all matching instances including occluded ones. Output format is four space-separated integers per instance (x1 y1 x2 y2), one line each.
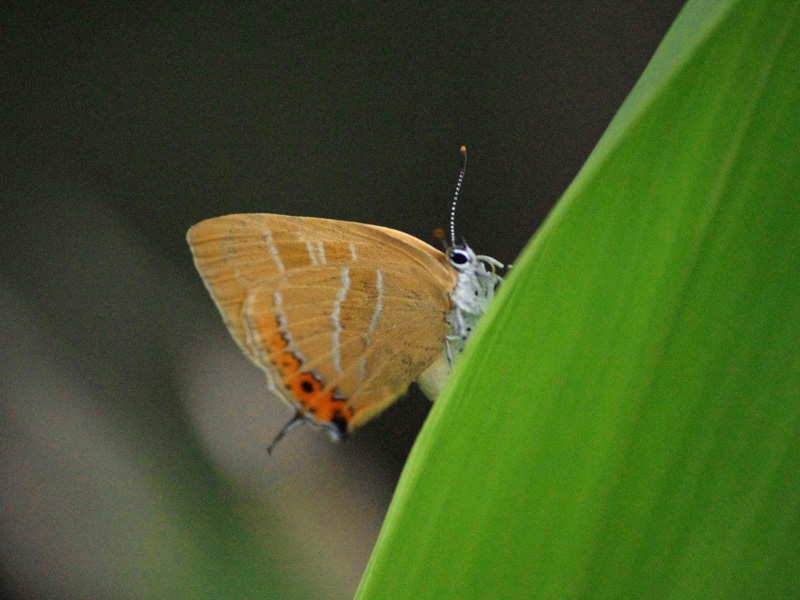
448 243 504 276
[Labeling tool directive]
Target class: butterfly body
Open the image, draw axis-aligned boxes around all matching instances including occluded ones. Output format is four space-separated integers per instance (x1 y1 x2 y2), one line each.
188 212 501 442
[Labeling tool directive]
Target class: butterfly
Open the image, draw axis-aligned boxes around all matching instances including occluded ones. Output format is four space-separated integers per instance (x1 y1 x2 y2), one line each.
187 147 503 452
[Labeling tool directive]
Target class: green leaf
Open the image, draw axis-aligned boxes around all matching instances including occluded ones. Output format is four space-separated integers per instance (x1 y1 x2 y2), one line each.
357 0 800 598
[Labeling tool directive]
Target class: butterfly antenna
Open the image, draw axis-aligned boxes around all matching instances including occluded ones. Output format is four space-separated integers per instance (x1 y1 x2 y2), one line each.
449 145 467 247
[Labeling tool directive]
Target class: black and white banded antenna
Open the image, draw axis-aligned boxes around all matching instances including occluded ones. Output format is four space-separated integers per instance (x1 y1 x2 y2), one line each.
449 145 468 247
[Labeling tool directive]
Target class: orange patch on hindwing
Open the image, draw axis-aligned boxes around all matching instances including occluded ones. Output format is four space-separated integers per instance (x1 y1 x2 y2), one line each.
265 307 355 433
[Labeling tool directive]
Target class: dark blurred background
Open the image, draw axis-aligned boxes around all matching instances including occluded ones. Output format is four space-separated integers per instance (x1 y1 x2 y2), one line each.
1 2 684 598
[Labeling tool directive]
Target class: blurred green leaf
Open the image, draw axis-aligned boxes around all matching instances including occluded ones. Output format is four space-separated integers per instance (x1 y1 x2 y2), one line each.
357 0 800 598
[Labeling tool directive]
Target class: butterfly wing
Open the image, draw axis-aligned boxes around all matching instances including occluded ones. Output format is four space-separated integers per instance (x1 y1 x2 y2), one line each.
187 214 457 435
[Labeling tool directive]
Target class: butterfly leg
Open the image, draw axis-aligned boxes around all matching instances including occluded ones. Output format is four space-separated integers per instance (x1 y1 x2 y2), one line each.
445 335 457 366
445 307 473 367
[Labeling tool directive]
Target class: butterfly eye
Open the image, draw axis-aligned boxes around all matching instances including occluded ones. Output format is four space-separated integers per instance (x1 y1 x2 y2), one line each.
449 248 470 266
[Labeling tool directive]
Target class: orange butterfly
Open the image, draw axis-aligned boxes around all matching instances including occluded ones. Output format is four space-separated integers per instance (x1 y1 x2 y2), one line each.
187 148 503 451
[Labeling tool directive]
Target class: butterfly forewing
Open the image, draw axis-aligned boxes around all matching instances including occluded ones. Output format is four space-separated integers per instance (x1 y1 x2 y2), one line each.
187 214 457 433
